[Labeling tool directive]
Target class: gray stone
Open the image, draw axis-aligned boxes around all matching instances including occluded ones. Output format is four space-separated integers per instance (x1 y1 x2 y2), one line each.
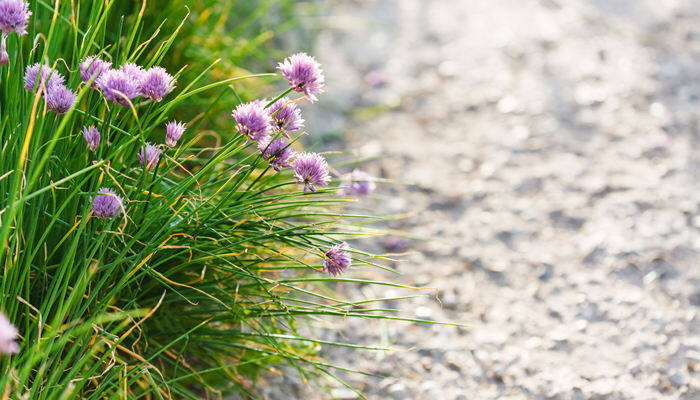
669 372 687 387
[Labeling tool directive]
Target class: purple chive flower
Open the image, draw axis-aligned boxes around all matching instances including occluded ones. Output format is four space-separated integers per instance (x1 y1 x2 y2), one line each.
277 52 325 102
45 83 76 114
137 143 161 172
140 66 175 102
91 188 123 219
0 36 7 66
293 152 331 193
338 169 376 196
232 100 271 142
98 69 140 106
119 62 145 85
24 63 64 92
323 242 351 276
82 125 100 151
259 138 294 172
0 0 31 36
268 97 304 136
165 120 185 147
0 312 19 355
79 55 112 87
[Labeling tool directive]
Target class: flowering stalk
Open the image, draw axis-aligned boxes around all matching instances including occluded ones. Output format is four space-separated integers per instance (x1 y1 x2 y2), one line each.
264 86 294 108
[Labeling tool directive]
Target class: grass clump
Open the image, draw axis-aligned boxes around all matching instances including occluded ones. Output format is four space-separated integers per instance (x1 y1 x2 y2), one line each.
0 1 435 398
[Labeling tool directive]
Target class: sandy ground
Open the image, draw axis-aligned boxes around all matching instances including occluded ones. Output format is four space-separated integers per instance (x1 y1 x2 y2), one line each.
260 0 700 399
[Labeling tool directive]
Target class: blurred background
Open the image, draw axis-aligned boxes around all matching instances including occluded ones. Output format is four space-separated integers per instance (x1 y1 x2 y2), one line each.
153 0 699 398
284 0 700 399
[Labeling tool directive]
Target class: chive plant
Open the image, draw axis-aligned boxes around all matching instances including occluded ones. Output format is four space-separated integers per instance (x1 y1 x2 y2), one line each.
0 1 451 398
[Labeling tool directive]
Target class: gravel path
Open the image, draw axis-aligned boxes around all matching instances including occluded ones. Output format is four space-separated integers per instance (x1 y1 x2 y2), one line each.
265 1 700 399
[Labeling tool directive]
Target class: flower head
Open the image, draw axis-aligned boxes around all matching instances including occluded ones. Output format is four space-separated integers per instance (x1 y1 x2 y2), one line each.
24 63 64 92
137 143 161 172
119 62 145 86
268 97 304 135
0 312 19 354
0 36 7 66
338 169 376 196
140 66 175 102
232 100 271 142
80 55 112 87
0 0 31 36
323 242 351 276
91 188 123 219
293 152 330 193
82 125 100 151
259 138 294 172
277 52 325 102
98 69 140 106
45 83 76 114
165 120 185 147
